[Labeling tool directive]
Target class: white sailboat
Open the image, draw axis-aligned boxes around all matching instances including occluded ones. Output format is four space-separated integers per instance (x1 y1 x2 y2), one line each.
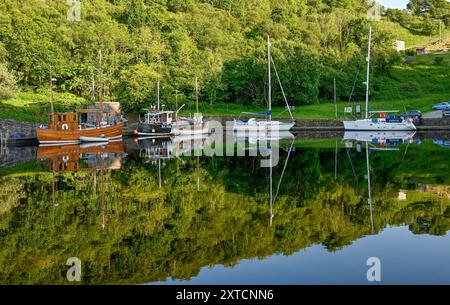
233 35 295 132
343 26 416 131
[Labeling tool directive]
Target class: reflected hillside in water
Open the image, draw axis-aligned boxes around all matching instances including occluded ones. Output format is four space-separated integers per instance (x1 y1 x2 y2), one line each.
0 133 449 284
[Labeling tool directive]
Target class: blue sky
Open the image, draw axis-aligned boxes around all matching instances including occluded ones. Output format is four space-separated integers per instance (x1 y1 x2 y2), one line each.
377 0 409 9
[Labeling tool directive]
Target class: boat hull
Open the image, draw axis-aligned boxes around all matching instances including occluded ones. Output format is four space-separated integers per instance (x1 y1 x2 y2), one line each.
37 123 124 144
136 123 171 136
80 136 109 143
343 119 416 131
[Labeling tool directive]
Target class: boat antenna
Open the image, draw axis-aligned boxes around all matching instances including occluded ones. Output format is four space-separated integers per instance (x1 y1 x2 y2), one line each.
267 35 272 121
271 56 294 122
365 26 372 119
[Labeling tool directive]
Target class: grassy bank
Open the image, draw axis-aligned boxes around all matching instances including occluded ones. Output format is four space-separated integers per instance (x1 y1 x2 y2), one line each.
0 89 87 123
194 92 450 119
2 91 448 123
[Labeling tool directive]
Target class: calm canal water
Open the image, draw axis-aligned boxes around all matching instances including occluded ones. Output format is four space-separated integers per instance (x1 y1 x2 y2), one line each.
0 131 449 284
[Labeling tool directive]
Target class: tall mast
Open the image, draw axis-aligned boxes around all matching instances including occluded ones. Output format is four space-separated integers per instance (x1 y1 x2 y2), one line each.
157 80 160 111
49 71 55 129
195 77 199 113
267 35 272 121
98 50 103 123
175 89 178 120
365 26 372 119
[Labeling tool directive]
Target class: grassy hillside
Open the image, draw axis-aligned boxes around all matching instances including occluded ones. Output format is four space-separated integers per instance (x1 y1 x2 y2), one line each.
373 52 450 102
381 19 450 49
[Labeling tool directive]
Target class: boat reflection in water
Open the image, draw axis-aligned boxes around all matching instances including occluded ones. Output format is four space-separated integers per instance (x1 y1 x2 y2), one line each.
136 130 296 161
342 130 417 234
343 131 416 147
234 130 295 145
37 140 126 172
136 134 211 160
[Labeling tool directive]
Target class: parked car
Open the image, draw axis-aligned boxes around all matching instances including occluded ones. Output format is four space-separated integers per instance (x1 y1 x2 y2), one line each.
443 109 450 117
432 102 450 110
401 110 422 119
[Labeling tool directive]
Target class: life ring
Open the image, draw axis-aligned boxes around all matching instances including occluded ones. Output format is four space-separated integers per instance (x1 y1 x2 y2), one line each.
61 124 69 130
62 155 69 163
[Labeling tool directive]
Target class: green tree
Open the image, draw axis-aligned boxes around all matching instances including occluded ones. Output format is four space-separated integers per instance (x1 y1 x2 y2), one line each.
0 62 17 99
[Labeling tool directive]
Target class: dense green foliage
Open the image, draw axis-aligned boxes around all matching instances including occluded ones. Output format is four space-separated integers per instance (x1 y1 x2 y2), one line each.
0 0 447 114
387 0 450 35
0 62 16 99
0 141 449 284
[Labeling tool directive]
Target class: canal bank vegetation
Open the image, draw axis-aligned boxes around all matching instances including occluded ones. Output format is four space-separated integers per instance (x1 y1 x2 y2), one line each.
0 0 449 122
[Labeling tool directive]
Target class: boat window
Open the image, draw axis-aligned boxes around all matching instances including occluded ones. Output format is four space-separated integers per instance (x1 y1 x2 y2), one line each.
63 115 67 122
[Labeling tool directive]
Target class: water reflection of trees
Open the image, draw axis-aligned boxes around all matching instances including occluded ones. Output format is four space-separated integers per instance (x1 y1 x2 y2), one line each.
0 148 448 284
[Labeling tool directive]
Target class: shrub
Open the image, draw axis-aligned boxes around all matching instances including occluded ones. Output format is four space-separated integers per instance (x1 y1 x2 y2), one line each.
0 63 17 99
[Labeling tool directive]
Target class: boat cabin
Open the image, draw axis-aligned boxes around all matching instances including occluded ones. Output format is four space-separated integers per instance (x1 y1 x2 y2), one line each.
385 114 403 123
47 112 79 131
144 110 175 125
46 108 120 131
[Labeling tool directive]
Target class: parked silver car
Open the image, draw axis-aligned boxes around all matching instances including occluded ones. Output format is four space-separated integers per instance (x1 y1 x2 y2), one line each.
433 102 450 110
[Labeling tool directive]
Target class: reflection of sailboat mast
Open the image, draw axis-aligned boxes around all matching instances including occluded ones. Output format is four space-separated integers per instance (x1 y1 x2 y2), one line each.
158 158 162 189
366 142 374 234
196 156 200 192
270 138 295 226
99 154 106 231
269 151 273 226
334 140 338 180
51 159 57 224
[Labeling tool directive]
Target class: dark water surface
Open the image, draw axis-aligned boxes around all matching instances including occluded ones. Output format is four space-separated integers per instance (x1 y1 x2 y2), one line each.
0 132 449 284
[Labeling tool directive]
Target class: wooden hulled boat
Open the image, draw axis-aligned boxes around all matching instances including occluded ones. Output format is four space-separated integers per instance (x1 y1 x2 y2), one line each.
37 112 123 144
37 50 124 144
